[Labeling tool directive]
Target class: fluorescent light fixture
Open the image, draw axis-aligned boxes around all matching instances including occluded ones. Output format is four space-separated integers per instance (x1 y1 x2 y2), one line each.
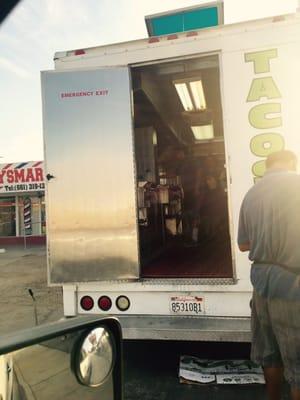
191 124 214 140
190 80 206 110
173 79 206 111
152 131 157 145
174 83 194 111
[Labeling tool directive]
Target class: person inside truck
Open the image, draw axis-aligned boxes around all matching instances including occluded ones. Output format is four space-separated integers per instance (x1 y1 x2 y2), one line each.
199 173 227 241
180 156 206 246
203 156 227 191
195 156 228 242
238 150 300 400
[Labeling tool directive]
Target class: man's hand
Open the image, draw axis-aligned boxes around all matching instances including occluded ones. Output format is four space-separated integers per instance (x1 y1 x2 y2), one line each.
238 242 250 252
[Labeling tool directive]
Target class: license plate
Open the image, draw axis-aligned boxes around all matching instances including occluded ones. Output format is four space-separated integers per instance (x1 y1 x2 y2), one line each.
170 296 205 315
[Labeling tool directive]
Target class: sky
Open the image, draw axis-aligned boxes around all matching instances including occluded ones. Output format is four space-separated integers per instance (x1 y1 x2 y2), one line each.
0 0 298 163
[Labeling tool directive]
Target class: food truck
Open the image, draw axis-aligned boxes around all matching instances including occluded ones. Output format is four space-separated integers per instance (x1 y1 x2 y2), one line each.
41 9 300 341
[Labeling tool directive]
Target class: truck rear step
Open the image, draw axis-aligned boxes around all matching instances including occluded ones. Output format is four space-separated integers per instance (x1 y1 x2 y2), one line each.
118 315 251 342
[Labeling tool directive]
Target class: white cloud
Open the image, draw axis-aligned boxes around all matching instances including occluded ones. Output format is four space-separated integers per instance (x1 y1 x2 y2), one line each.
0 56 32 79
44 0 89 24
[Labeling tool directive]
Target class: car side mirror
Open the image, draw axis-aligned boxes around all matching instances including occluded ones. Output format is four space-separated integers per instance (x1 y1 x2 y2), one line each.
0 316 123 399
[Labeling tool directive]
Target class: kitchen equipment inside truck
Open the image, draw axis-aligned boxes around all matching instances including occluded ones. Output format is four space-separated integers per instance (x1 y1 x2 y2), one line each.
132 54 233 278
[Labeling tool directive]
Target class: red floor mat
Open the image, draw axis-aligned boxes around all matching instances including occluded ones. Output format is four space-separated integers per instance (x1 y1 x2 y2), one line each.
142 234 233 278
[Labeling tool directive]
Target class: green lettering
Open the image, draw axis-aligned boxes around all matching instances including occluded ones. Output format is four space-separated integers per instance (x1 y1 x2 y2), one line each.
252 160 266 177
245 49 278 74
247 77 281 102
249 103 282 129
250 133 285 157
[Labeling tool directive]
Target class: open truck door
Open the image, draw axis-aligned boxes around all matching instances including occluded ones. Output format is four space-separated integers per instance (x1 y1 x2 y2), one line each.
41 68 139 283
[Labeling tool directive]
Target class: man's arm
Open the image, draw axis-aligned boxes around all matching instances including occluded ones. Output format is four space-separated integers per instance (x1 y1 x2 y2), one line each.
237 200 250 252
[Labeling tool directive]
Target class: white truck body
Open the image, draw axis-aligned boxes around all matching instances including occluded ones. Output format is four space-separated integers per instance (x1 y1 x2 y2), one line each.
41 12 300 341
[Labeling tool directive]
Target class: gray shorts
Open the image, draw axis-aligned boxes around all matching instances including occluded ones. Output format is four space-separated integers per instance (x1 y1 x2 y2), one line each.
251 290 300 389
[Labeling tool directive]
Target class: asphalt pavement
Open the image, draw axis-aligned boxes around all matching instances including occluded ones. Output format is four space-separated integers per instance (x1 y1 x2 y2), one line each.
123 340 290 400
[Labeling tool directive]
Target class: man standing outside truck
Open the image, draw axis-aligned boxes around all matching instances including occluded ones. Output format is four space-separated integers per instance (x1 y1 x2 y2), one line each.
238 150 300 400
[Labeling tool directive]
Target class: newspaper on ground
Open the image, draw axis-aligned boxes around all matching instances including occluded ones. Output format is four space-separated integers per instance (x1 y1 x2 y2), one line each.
179 356 265 385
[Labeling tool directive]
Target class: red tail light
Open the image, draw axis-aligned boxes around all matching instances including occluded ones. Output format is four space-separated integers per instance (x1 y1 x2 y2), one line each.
80 295 94 311
98 296 112 311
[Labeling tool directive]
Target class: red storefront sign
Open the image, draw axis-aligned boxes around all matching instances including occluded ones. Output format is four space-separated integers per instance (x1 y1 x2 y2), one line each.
0 161 45 193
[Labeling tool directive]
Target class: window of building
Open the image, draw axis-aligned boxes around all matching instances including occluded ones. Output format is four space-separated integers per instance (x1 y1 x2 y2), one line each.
0 197 16 237
18 194 46 236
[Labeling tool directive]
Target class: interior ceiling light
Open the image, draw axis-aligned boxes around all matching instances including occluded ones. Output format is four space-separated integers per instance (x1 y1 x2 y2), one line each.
191 124 214 140
174 82 194 111
152 131 158 146
190 80 206 110
174 79 206 112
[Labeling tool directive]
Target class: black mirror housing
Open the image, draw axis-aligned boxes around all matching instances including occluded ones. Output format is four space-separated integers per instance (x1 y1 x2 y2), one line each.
0 316 123 400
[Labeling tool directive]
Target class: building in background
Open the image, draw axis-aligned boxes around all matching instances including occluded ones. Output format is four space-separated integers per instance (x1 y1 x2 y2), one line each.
0 161 46 245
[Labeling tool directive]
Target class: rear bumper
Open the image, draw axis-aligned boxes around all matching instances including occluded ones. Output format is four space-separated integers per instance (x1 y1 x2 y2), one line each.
117 315 251 342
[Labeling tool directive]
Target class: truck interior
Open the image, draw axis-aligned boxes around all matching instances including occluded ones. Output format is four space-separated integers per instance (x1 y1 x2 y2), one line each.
132 54 233 279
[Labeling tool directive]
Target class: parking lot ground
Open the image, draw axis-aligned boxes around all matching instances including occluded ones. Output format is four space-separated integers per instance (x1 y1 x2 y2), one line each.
0 245 291 399
0 245 63 334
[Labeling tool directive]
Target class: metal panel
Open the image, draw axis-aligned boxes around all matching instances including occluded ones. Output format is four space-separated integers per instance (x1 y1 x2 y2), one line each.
42 68 139 283
117 315 251 342
76 290 251 317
